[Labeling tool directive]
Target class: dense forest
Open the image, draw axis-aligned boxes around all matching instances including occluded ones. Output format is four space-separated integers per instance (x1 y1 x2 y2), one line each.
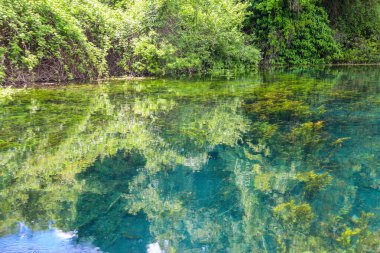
0 0 379 84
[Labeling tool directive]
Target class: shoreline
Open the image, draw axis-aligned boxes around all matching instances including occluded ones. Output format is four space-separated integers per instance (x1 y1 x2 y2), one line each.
1 76 153 88
1 64 379 88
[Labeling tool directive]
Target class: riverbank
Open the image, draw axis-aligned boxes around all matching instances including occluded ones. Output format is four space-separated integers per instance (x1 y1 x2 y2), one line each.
1 64 379 88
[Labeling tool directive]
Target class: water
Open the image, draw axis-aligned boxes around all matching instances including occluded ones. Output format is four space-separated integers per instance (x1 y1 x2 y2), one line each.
0 67 379 252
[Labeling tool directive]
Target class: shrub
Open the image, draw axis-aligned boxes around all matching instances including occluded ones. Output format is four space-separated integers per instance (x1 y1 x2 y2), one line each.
246 0 341 65
0 0 122 83
0 0 260 84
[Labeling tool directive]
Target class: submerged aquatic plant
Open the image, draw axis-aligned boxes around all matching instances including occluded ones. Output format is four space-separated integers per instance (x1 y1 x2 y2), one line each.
273 200 314 229
336 212 376 250
297 171 332 197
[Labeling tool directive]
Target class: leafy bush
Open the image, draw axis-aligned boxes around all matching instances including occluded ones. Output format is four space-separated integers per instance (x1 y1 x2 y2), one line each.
122 0 260 75
246 0 341 65
245 0 380 65
323 0 380 63
0 0 260 84
0 0 125 84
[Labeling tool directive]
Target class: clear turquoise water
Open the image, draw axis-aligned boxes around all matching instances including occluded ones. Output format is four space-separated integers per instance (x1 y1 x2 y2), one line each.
0 67 379 252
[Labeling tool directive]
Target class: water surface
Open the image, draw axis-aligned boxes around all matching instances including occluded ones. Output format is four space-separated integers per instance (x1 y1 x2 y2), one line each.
0 67 379 252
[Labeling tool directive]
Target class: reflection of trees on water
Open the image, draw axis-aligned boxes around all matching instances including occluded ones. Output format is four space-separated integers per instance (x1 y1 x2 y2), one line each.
0 68 379 252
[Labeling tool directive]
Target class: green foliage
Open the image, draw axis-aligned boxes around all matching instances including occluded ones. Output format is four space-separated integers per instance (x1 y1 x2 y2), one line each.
131 31 177 75
323 0 380 63
0 0 378 85
0 0 259 84
339 35 380 63
245 0 379 64
246 0 341 64
0 0 124 83
123 0 260 75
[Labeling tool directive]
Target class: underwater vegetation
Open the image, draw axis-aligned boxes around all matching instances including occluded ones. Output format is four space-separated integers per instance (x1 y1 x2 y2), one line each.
273 200 314 229
297 171 332 198
0 67 379 252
